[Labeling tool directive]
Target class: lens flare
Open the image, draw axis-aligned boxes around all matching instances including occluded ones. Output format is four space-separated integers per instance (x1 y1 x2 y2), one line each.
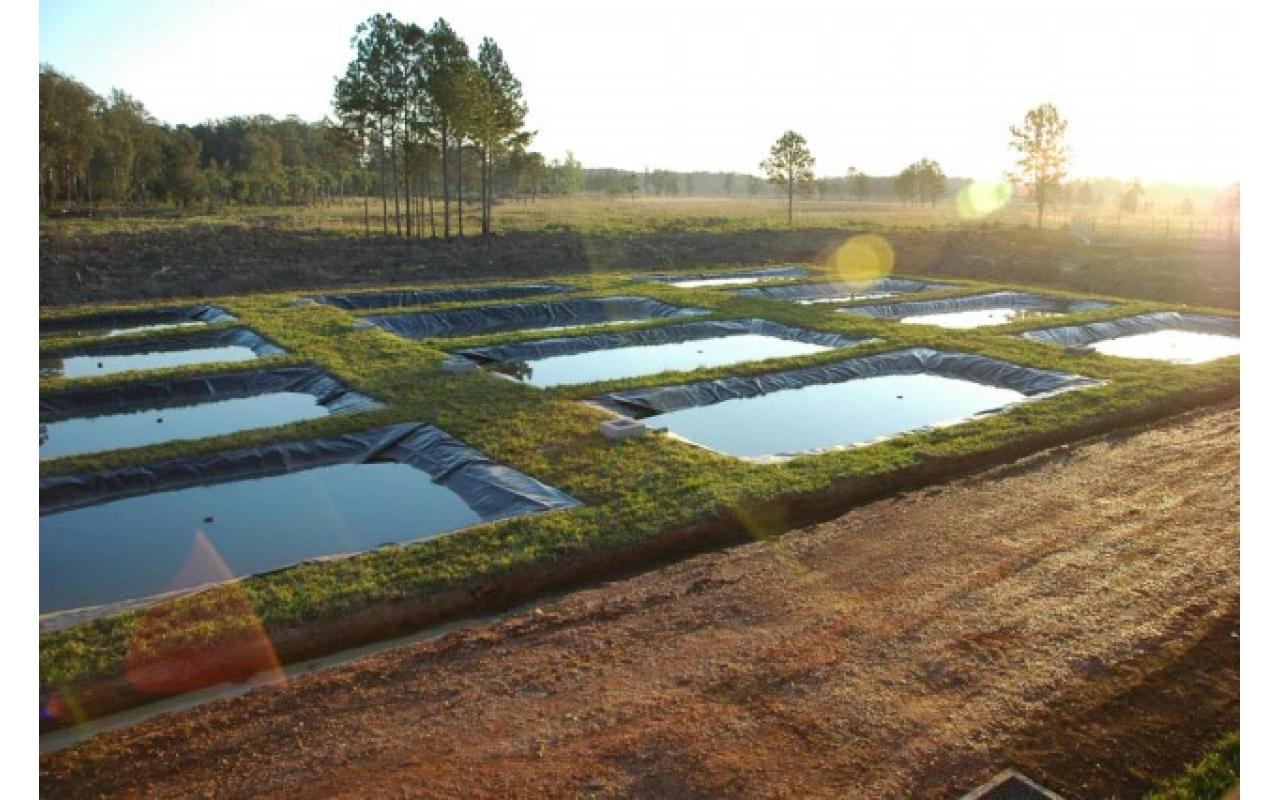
955 181 1012 219
829 234 895 282
124 530 283 696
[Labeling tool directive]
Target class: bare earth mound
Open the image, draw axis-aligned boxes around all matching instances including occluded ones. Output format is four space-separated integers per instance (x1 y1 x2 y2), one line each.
41 406 1240 799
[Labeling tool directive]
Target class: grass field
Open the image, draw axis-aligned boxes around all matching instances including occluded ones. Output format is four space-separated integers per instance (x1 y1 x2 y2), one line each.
42 194 1243 241
38 262 1239 728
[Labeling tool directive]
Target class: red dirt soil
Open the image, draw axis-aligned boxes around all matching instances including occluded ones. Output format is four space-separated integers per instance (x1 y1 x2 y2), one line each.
40 406 1240 799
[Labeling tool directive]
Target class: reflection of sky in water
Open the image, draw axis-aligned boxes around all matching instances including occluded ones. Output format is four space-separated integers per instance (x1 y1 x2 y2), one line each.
797 292 899 305
670 276 774 288
106 321 205 337
40 462 481 612
645 373 1025 458
899 308 1062 329
503 334 833 387
40 392 327 460
41 345 259 379
1090 330 1240 364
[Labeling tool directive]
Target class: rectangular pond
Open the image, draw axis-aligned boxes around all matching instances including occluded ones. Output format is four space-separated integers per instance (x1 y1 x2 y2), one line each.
736 277 953 305
364 296 710 340
40 328 286 380
40 305 236 339
39 423 579 615
1019 312 1240 364
312 283 573 310
640 266 812 288
593 348 1101 461
451 319 870 388
839 291 1112 329
40 366 382 461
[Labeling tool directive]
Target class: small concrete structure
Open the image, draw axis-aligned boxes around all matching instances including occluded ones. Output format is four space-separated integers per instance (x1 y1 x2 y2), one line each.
957 769 1064 800
600 418 648 442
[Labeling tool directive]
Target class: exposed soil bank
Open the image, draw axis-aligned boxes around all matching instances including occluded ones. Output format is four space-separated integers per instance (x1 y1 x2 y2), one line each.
40 404 1240 799
40 225 1239 309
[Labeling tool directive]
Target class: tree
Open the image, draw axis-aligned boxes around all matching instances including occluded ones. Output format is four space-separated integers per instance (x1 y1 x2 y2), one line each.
162 126 207 207
852 171 870 200
759 130 815 225
39 65 99 207
425 18 473 238
913 158 946 206
1008 102 1069 228
473 37 528 235
1119 179 1145 214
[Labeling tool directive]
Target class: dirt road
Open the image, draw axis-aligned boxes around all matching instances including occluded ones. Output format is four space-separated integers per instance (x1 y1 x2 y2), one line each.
41 406 1240 799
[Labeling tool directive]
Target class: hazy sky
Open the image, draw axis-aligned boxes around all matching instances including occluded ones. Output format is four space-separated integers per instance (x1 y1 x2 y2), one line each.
39 0 1239 185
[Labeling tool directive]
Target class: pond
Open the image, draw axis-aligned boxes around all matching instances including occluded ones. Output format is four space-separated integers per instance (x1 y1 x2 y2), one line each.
313 283 572 310
644 373 1026 459
899 308 1063 329
40 305 237 339
366 296 709 340
643 266 811 288
40 392 329 460
841 291 1111 329
40 462 483 613
40 422 581 615
737 278 951 305
1088 329 1240 363
503 334 832 387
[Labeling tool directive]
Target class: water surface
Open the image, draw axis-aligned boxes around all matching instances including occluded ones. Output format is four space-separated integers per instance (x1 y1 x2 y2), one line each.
797 292 898 305
900 308 1061 329
40 462 481 612
41 345 260 379
40 392 328 460
499 333 833 387
669 276 776 288
644 373 1025 458
1089 330 1240 363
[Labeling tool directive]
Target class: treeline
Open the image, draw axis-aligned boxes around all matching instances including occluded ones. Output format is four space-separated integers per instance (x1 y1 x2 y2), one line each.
39 66 366 208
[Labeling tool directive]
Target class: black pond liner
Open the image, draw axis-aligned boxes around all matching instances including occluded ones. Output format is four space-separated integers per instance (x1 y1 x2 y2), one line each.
1018 311 1239 347
40 422 581 624
40 365 383 424
639 266 812 285
312 283 573 310
735 277 953 302
41 328 287 376
449 318 870 368
593 347 1102 419
837 291 1113 319
364 296 711 340
42 422 579 520
39 305 236 337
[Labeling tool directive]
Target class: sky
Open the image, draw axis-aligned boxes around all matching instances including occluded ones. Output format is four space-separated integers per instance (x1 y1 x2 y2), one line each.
39 0 1240 186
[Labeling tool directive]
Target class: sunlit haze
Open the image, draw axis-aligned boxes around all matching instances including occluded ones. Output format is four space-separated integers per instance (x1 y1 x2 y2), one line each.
40 0 1240 186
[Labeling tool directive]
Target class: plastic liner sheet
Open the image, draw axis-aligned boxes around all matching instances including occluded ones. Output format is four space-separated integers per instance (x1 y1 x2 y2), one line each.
40 305 236 336
736 277 953 302
640 266 812 284
40 366 383 423
366 296 711 340
1018 311 1239 348
312 283 573 310
41 421 581 519
593 347 1102 419
838 291 1112 319
451 318 870 367
41 327 287 362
